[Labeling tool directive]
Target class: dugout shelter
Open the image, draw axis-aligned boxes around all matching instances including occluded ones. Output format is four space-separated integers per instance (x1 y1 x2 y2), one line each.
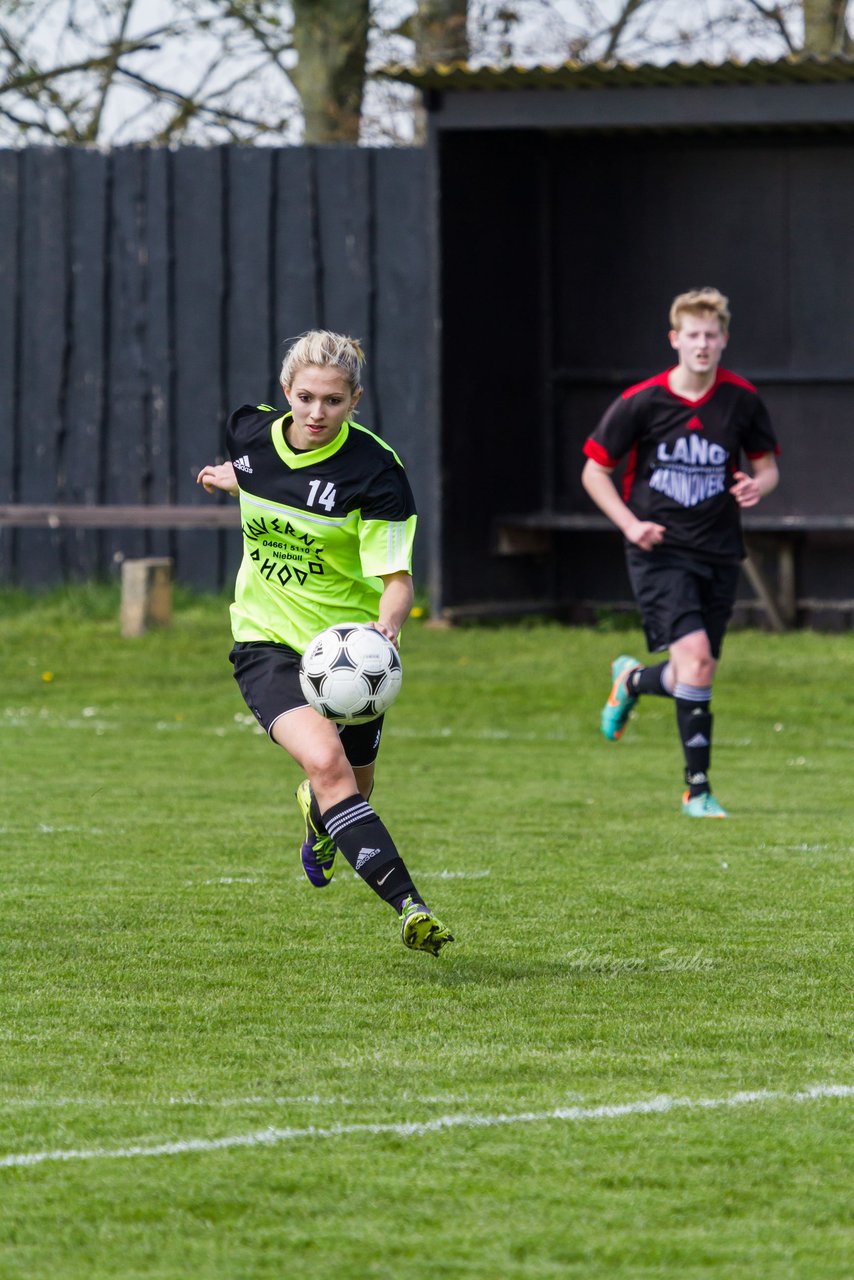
390 56 854 629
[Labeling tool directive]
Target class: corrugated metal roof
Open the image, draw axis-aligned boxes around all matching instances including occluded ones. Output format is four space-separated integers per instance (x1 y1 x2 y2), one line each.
383 54 854 93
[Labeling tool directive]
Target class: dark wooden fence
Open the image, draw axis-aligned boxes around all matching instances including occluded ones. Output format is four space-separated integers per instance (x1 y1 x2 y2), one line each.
0 145 430 589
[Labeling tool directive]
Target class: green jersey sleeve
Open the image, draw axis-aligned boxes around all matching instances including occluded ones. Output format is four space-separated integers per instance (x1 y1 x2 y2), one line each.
359 513 417 579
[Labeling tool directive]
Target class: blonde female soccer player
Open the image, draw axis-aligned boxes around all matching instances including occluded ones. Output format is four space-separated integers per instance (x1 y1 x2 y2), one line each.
198 330 453 955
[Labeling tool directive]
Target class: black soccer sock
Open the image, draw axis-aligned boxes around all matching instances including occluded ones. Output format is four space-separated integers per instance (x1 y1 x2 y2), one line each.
674 685 713 797
627 661 673 698
321 793 420 913
307 786 330 837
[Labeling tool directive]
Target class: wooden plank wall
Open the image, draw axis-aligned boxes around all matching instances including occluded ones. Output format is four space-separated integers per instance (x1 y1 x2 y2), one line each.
0 145 430 589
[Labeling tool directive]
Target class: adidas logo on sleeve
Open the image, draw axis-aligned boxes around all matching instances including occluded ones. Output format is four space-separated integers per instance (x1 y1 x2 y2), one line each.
233 455 253 473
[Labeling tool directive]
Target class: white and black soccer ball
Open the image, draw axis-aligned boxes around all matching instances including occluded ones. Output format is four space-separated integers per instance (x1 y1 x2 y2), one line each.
299 623 403 725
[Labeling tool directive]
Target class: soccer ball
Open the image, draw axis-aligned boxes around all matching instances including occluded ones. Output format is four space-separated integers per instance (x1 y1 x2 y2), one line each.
299 623 403 725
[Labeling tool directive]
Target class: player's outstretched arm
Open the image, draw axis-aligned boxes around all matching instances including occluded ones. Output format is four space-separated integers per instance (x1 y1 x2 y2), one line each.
374 571 414 647
730 453 779 508
197 461 239 496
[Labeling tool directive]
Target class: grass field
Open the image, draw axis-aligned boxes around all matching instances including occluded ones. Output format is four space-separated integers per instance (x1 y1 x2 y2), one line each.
1 586 852 1278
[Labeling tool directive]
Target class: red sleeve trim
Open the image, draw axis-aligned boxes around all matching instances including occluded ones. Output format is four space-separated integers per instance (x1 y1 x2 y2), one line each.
622 370 670 400
717 367 757 393
746 446 781 459
583 438 619 468
621 444 639 503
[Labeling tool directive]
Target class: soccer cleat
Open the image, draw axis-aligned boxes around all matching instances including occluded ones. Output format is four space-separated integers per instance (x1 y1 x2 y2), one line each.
601 654 640 741
296 779 337 886
682 791 729 818
399 895 455 957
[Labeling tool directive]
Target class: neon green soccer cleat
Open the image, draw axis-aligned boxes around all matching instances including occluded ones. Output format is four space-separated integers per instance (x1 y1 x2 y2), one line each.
600 655 640 741
296 779 337 886
399 896 455 957
682 791 729 818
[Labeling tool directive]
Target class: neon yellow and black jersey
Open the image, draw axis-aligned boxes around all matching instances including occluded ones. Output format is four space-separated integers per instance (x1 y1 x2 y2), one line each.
226 405 417 652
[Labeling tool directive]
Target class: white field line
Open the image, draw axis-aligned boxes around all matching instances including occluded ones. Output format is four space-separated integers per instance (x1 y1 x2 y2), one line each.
202 877 259 885
2 1083 852 1170
387 727 569 742
292 869 491 884
0 1095 333 1109
351 869 490 882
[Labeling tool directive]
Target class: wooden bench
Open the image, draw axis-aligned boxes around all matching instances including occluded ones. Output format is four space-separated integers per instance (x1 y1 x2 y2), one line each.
0 504 239 529
0 503 241 635
495 512 854 632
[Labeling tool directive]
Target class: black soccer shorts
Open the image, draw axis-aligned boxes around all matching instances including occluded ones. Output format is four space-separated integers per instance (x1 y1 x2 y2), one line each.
625 546 741 659
229 640 384 766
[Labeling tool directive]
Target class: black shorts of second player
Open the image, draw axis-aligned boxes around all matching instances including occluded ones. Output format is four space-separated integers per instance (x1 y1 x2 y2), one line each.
625 547 741 660
229 641 384 767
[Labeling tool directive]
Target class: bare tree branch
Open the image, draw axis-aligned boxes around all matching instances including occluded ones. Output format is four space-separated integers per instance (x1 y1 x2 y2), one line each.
0 39 159 95
85 0 135 141
744 0 799 52
116 61 293 134
601 0 656 61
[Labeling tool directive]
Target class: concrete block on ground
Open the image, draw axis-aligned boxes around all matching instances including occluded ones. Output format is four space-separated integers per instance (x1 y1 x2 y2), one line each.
121 557 173 637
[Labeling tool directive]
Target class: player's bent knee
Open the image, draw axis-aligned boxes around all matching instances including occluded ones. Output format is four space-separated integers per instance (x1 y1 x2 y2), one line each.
303 748 354 794
671 635 715 685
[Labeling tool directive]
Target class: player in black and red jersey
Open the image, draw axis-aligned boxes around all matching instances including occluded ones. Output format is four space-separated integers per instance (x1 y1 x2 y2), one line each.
581 288 780 817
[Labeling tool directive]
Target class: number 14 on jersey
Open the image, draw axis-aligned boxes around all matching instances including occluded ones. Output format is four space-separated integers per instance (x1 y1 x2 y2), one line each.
306 480 337 511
